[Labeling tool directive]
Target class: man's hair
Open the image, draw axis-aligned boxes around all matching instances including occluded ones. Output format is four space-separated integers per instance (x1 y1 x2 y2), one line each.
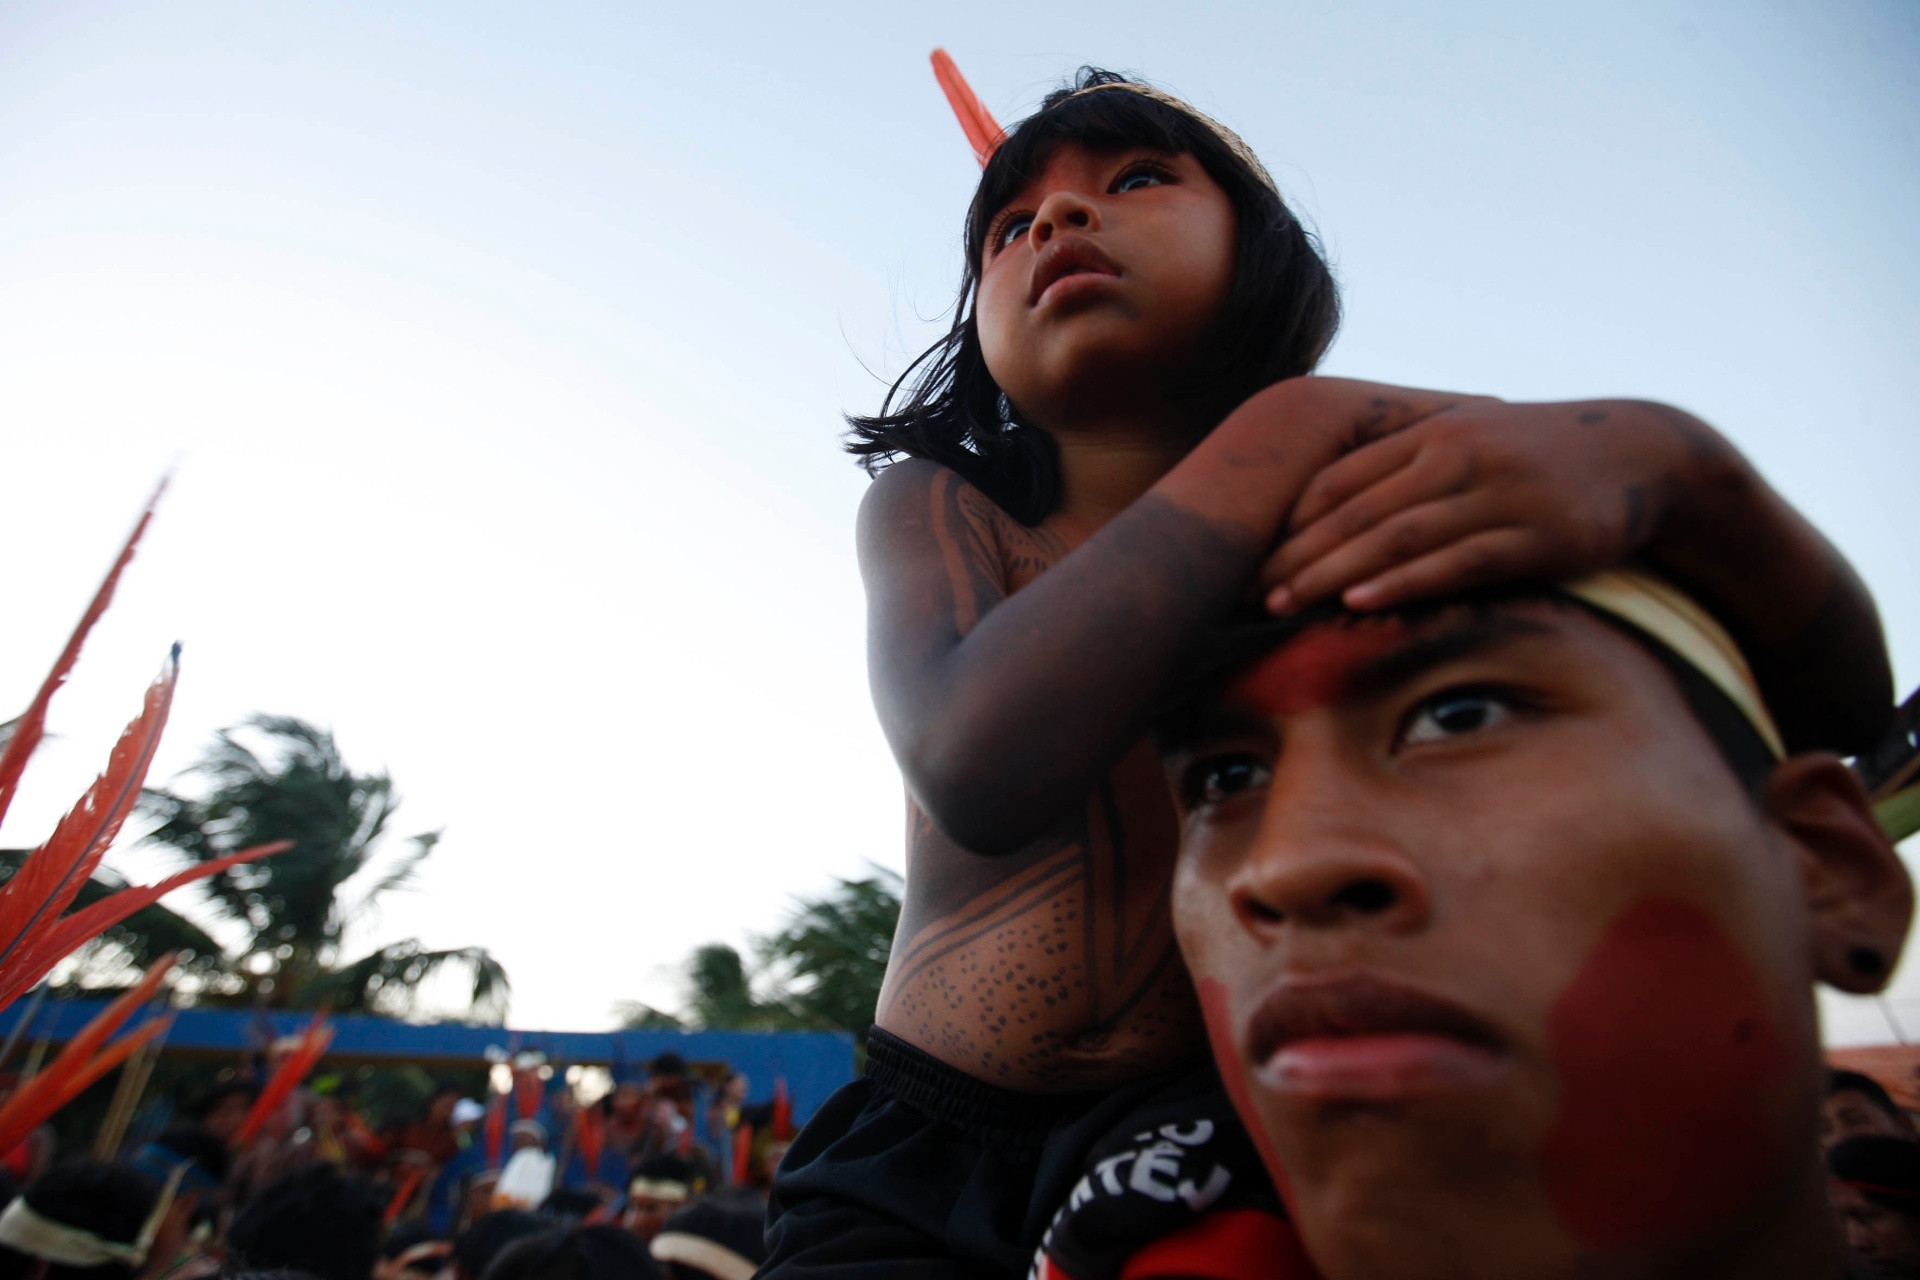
146 1124 231 1183
1829 1069 1908 1125
646 1053 687 1079
1156 590 1776 795
0 1161 157 1280
1830 1134 1920 1213
653 1197 768 1280
846 67 1341 526
453 1210 546 1280
478 1226 658 1280
226 1165 383 1280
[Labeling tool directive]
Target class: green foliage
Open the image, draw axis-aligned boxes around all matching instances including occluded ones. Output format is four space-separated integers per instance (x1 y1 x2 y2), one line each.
136 715 509 1020
759 869 901 1037
618 868 901 1041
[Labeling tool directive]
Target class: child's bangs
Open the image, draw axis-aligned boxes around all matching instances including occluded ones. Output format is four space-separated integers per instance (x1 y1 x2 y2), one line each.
967 88 1208 261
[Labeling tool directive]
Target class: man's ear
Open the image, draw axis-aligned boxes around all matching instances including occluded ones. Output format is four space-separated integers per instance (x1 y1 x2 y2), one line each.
1771 753 1914 994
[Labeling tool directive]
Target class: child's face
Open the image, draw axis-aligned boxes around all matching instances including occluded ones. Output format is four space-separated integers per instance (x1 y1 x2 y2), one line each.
1162 601 1891 1273
975 141 1236 435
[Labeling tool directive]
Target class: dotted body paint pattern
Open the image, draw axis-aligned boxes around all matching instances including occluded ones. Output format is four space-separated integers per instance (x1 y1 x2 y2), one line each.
1541 896 1790 1247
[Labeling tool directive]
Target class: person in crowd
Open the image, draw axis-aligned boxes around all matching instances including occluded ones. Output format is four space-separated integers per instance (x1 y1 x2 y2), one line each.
622 1156 699 1245
1828 1070 1919 1152
387 1089 463 1165
769 55 1897 1280
601 1084 648 1164
1107 571 1908 1277
372 1222 448 1280
450 1211 545 1280
0 1161 163 1280
225 1165 383 1280
125 1129 227 1277
648 1198 766 1280
182 1085 257 1151
1831 1135 1920 1278
477 1225 657 1280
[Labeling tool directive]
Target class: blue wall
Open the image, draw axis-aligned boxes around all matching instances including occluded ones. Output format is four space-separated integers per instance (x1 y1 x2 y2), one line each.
0 1000 855 1125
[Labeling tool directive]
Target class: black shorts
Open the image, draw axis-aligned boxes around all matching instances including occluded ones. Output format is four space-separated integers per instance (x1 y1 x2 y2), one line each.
760 1028 1193 1279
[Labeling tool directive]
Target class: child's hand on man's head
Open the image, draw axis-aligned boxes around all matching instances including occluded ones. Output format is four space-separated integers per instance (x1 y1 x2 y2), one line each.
1259 397 1709 615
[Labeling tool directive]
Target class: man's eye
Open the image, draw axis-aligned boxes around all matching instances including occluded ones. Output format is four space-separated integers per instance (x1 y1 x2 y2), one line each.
995 213 1034 249
1182 754 1271 807
1401 690 1514 746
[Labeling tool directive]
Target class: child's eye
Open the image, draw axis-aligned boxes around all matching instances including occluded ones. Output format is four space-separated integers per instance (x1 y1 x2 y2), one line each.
1181 753 1272 809
1399 688 1517 747
1112 163 1172 194
994 213 1035 251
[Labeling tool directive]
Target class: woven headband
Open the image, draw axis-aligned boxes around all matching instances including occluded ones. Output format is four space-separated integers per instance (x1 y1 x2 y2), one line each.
1562 568 1784 760
0 1163 187 1267
930 50 1279 193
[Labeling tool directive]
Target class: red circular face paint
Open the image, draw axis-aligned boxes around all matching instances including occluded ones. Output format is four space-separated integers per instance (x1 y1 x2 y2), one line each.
1542 896 1791 1247
1225 618 1408 719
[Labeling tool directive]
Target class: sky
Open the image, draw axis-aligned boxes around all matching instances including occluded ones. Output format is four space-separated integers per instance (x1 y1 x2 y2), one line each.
0 0 1914 1041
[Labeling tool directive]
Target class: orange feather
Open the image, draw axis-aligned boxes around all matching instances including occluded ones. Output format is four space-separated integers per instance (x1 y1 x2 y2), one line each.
0 956 176 1154
0 480 166 831
0 841 288 1010
0 652 178 982
930 49 1006 167
235 1012 334 1147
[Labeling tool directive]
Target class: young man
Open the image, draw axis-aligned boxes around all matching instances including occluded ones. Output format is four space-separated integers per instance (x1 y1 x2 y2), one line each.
1096 571 1911 1278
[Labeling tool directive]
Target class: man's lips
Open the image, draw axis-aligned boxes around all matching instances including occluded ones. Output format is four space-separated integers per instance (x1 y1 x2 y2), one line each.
1245 972 1508 1100
1028 235 1123 305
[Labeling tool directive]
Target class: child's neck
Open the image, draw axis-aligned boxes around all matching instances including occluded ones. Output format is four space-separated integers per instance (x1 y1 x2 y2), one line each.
1047 416 1203 533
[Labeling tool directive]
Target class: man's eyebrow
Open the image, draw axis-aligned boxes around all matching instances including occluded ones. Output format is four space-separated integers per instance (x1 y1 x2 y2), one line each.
1338 612 1561 704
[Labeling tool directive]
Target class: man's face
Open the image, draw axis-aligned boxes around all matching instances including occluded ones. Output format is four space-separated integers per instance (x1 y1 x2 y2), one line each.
1166 601 1825 1273
1832 1183 1920 1278
1824 1089 1913 1152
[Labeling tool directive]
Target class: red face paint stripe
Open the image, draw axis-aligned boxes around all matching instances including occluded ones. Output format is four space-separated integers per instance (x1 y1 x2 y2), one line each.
1542 897 1790 1248
1226 621 1407 718
1198 977 1293 1209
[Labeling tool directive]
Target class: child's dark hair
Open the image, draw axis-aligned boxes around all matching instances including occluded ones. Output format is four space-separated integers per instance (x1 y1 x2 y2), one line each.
847 67 1340 526
225 1165 383 1280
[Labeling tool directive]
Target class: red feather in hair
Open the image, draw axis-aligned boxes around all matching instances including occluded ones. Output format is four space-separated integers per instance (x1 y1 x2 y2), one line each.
930 49 1006 167
0 955 176 1154
0 480 166 830
574 1101 605 1181
484 1091 507 1169
772 1076 792 1142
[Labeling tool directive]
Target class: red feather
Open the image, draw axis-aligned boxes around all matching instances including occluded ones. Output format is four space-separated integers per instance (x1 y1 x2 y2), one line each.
0 955 176 1153
484 1091 507 1169
0 841 288 1010
514 1065 543 1121
930 49 1006 167
574 1102 605 1181
772 1076 792 1142
235 1011 333 1147
384 1163 427 1226
732 1122 754 1186
0 480 166 831
0 652 178 983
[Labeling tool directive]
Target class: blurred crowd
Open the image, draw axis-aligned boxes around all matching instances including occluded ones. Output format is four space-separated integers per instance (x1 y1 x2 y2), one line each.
0 1048 778 1280
1823 1066 1920 1278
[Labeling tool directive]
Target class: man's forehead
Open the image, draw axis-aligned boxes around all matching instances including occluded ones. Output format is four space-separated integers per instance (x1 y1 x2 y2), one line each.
1220 602 1571 718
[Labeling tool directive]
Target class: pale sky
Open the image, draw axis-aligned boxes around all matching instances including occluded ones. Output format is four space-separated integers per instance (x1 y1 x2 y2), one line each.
0 1 1914 1042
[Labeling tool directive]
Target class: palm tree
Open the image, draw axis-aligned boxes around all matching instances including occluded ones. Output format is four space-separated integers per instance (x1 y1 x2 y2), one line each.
142 715 508 1021
759 869 900 1040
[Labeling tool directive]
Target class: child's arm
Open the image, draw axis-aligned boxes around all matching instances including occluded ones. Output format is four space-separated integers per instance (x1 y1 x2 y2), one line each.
862 378 1468 856
1260 399 1893 752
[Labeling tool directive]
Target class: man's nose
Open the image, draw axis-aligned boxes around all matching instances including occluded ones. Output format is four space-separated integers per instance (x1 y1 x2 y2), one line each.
1030 188 1098 244
1228 786 1432 938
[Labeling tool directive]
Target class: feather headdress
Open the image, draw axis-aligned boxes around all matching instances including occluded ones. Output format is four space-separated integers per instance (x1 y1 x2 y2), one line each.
235 1009 333 1147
